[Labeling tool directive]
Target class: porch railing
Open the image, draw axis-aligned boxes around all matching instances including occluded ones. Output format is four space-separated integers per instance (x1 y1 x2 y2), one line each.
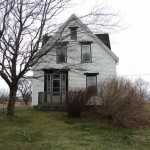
38 92 66 105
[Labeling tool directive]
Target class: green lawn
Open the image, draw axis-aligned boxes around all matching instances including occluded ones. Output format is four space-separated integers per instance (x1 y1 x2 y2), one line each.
0 109 150 150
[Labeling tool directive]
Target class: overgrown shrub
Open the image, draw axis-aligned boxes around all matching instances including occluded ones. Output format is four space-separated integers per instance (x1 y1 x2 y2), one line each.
97 78 150 129
66 89 91 118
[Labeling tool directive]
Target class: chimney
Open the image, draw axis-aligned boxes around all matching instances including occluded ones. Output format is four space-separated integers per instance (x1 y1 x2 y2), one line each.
95 34 111 50
42 35 52 46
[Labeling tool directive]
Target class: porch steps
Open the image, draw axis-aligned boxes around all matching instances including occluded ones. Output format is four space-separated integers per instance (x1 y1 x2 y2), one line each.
37 104 67 111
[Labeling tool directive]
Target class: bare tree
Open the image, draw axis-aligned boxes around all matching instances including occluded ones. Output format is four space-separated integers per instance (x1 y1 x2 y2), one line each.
0 0 15 38
0 0 119 116
18 79 32 105
0 0 72 116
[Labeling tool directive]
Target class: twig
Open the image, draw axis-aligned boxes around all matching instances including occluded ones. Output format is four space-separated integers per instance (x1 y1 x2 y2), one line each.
19 128 31 142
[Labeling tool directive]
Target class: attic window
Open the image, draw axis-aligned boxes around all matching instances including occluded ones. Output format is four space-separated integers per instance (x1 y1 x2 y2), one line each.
69 27 78 40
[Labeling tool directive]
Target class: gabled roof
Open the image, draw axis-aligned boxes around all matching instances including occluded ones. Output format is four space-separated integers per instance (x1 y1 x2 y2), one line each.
95 34 111 50
38 14 119 63
67 14 119 63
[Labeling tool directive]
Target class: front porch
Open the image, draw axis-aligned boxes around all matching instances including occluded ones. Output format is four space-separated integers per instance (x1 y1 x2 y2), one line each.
36 69 68 110
37 92 67 110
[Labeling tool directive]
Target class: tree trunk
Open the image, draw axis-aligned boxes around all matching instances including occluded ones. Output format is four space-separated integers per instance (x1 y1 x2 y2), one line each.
7 85 18 117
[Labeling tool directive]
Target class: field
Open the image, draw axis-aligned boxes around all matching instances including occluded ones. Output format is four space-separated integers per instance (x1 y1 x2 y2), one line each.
0 109 150 150
0 102 31 111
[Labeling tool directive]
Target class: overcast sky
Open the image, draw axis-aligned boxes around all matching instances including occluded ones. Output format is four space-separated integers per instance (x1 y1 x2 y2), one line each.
69 0 150 83
1 0 150 89
108 0 150 82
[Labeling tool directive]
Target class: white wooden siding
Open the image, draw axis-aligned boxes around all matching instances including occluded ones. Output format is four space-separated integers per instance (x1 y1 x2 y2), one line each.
32 19 117 106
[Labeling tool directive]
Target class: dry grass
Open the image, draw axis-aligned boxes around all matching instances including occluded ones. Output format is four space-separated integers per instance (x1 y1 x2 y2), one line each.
96 78 150 129
0 109 150 150
0 102 31 111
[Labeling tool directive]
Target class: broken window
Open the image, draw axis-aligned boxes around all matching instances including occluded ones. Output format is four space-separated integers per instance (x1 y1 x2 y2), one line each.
69 27 78 40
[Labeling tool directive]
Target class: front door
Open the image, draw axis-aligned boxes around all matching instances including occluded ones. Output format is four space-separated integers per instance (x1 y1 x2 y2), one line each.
52 79 61 102
44 71 67 103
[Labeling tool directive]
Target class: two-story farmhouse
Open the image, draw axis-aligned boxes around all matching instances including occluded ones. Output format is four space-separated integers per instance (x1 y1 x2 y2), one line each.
32 14 119 109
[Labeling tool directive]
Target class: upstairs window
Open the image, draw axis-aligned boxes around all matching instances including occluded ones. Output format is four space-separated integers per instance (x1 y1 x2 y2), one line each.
81 43 92 62
69 27 78 40
56 45 67 63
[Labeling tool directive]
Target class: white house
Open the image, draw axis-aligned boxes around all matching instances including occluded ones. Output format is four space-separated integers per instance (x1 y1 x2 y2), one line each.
32 14 119 109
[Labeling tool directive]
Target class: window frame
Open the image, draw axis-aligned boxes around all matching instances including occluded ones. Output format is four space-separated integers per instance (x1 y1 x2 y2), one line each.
84 73 99 96
56 44 67 63
69 27 78 40
44 69 69 93
81 42 92 63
